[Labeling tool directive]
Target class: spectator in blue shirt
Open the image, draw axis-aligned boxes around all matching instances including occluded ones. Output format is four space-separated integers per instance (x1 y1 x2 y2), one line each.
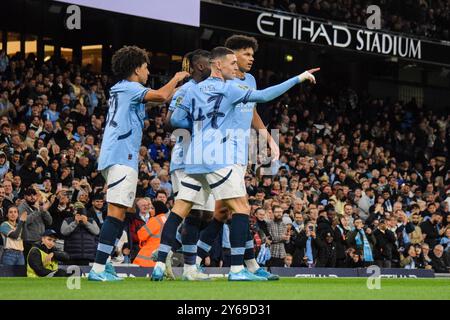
84 83 99 116
148 135 169 165
43 101 60 124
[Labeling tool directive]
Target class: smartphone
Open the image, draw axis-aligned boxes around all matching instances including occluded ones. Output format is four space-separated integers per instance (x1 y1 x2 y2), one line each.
308 226 314 232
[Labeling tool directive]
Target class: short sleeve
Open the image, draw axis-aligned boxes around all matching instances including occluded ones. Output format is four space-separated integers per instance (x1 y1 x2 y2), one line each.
128 82 150 104
169 89 186 113
226 82 253 105
178 89 193 114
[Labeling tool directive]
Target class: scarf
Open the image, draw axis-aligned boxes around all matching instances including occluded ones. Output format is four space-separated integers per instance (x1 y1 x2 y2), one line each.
292 221 303 233
354 229 374 262
306 236 314 264
256 244 271 265
402 226 410 245
336 225 346 240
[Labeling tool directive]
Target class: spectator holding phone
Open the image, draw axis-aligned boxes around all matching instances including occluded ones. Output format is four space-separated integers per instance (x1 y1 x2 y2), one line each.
60 202 99 265
48 188 73 239
294 222 320 267
0 206 26 265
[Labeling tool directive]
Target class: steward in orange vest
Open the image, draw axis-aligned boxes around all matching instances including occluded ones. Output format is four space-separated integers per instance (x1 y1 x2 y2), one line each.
133 201 168 267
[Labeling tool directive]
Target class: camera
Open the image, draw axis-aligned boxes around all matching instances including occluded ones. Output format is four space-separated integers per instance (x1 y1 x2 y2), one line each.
308 226 314 232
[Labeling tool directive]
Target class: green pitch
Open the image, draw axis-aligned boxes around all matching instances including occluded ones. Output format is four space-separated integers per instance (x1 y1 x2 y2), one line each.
0 278 449 300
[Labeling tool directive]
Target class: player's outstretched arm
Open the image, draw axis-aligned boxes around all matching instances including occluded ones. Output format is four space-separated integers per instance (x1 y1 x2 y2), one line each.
246 68 320 103
143 71 189 103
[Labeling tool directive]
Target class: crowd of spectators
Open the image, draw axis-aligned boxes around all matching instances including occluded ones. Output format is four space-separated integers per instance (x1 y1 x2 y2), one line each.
219 0 450 41
0 49 448 273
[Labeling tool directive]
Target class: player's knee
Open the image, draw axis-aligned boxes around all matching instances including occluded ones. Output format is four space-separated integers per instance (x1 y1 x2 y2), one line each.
107 203 127 221
224 198 250 215
172 199 193 218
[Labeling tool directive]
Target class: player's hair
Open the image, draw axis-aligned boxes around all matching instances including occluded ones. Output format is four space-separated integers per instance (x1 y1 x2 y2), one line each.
189 49 210 65
224 34 259 52
210 46 235 61
182 49 211 72
111 46 150 79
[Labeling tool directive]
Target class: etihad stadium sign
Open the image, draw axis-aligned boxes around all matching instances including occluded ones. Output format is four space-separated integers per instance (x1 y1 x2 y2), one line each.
257 13 422 60
201 1 450 66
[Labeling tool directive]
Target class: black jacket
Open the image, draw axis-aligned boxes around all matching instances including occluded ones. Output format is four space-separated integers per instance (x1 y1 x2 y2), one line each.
419 220 440 248
48 200 73 239
0 199 13 223
27 242 69 277
291 231 320 267
334 225 349 260
373 229 397 260
317 216 333 236
87 207 107 229
430 253 449 273
315 238 337 267
18 166 41 189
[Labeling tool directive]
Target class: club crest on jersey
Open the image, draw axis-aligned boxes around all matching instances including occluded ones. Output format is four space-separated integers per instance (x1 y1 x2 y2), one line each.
175 96 183 107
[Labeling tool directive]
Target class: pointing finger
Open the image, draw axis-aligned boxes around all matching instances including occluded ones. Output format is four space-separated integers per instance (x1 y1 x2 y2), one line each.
307 67 321 74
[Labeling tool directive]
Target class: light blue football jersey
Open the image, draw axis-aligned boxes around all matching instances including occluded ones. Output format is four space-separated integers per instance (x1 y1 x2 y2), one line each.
173 75 300 174
98 80 149 172
230 73 257 166
168 79 196 173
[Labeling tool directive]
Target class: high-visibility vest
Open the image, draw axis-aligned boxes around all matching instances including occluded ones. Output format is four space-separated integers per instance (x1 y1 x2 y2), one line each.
27 247 58 278
133 214 167 267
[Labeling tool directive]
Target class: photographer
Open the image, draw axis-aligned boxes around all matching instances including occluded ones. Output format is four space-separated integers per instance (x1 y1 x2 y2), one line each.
347 218 376 266
18 186 52 258
60 202 99 265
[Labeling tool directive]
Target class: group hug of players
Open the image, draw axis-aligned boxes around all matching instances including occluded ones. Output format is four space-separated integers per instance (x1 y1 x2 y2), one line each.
88 34 319 282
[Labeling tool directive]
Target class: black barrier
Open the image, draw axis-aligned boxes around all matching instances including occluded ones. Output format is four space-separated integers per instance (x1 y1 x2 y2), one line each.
0 266 434 278
201 1 450 67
